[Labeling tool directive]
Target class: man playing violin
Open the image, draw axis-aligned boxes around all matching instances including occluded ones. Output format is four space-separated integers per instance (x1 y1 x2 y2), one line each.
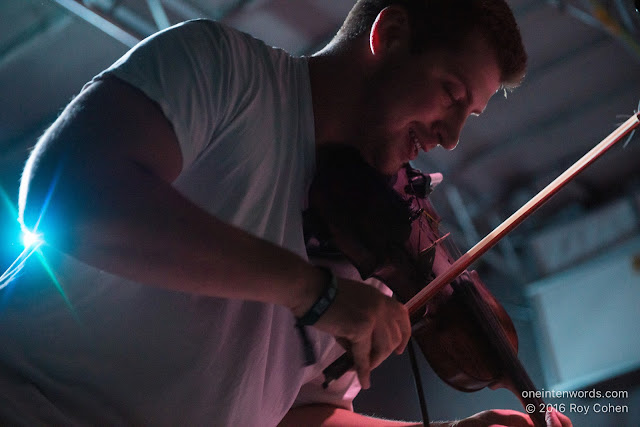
4 0 571 425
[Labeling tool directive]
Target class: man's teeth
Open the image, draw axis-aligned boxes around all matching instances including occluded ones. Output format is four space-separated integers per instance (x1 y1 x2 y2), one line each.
411 132 420 151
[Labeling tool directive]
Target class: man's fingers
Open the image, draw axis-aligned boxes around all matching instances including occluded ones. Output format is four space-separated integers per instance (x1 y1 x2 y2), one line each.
368 327 391 371
350 338 372 389
396 306 411 354
546 408 573 427
369 301 410 369
312 278 413 388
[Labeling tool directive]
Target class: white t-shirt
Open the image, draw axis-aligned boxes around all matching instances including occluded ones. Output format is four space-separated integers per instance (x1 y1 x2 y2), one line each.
0 20 358 426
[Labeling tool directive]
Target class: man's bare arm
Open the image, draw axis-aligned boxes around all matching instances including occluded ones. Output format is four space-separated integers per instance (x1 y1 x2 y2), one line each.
280 404 425 426
280 404 572 427
20 77 318 311
19 77 410 387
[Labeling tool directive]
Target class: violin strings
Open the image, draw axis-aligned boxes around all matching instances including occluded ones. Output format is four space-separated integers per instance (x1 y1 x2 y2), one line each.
407 176 451 258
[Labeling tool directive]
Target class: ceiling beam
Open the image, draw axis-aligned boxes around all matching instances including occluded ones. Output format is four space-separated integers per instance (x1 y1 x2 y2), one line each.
51 0 141 47
147 0 171 30
0 10 72 69
51 0 257 48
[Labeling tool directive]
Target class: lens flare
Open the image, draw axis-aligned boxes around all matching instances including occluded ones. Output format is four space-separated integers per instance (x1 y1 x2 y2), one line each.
0 240 42 290
0 165 78 321
1 165 58 290
21 229 43 250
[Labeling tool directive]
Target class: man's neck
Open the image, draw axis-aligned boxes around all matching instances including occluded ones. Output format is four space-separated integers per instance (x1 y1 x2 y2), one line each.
307 41 371 147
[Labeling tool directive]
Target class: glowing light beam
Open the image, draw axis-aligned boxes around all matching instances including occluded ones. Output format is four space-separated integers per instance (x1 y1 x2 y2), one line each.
0 242 42 290
0 170 77 322
21 229 43 250
0 185 18 219
35 250 79 323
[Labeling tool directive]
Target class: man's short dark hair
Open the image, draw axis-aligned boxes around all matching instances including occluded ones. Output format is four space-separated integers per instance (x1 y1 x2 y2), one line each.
336 0 527 88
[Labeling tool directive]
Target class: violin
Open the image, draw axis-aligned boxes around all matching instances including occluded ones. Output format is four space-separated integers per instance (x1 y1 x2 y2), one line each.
305 111 640 412
304 110 639 424
303 144 547 426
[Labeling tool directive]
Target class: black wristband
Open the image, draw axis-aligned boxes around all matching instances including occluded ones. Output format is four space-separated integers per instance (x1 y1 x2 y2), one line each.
295 266 338 366
295 266 338 327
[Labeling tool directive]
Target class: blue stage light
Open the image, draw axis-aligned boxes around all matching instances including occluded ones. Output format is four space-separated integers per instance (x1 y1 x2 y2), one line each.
21 228 43 250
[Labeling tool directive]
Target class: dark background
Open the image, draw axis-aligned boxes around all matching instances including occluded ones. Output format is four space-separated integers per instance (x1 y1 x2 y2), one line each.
1 1 639 425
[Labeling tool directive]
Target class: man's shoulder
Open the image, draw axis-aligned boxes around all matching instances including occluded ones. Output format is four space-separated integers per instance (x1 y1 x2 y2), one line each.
171 19 269 52
174 18 235 36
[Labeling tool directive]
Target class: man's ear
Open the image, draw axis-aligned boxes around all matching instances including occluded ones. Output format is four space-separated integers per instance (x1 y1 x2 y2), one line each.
369 5 411 57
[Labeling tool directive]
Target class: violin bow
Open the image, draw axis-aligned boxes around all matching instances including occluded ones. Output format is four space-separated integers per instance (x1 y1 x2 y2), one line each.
322 109 640 391
406 110 640 315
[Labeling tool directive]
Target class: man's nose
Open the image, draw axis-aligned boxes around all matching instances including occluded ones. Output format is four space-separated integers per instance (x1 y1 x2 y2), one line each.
442 113 466 150
442 137 459 151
